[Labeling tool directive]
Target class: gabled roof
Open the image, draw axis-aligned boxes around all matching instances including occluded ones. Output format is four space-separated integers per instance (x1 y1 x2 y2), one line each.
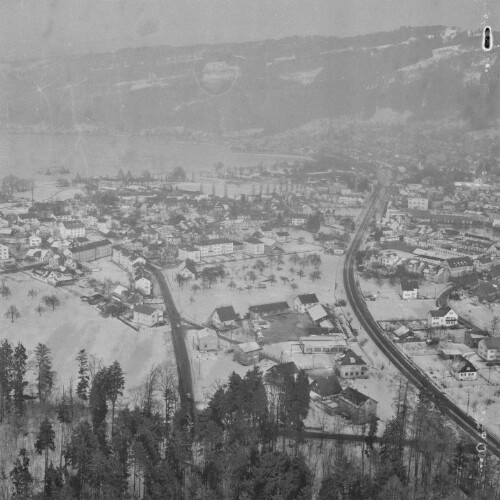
310 374 342 397
213 305 239 322
307 303 329 322
236 341 262 353
297 293 319 305
446 256 474 268
265 362 298 381
244 237 264 245
338 387 374 407
339 349 366 367
401 277 419 291
483 337 500 350
451 356 477 373
134 304 157 316
429 306 456 318
249 302 290 314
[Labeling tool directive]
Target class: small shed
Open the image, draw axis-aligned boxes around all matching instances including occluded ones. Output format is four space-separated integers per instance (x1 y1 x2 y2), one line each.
233 341 262 366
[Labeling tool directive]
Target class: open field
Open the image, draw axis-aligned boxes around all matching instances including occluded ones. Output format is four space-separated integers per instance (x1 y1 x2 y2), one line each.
0 273 173 397
450 297 500 332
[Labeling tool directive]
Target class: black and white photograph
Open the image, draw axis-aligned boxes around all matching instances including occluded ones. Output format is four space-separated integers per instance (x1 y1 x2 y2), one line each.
0 1 499 498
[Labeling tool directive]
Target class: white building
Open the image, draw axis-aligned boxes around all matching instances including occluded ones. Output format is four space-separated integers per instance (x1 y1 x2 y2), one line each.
243 238 265 255
407 197 429 211
59 221 86 239
400 278 419 300
178 246 201 262
133 305 162 327
427 307 458 328
135 276 152 296
294 293 319 314
451 356 478 381
0 244 9 261
478 337 500 361
29 234 42 247
196 239 233 257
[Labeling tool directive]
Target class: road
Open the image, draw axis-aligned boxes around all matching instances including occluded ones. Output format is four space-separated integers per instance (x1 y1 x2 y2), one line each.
146 263 194 414
342 178 500 459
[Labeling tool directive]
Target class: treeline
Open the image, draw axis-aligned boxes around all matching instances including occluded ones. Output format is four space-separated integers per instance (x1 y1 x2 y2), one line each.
2 338 500 499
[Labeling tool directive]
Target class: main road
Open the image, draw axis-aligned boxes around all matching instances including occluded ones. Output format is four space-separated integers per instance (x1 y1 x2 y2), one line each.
146 263 194 414
343 175 500 459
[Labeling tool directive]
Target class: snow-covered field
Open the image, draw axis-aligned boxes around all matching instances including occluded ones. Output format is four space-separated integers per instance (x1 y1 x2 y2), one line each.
0 273 172 397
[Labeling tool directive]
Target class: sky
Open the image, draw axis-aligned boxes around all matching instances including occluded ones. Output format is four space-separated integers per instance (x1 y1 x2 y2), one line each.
1 0 498 61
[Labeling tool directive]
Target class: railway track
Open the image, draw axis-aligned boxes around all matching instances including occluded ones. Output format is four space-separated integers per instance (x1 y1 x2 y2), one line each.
343 183 500 459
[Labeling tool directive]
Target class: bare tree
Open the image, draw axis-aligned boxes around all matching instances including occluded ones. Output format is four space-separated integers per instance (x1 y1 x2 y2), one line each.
5 305 20 323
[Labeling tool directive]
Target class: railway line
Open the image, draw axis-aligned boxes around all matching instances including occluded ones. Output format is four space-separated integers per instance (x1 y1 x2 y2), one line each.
343 181 500 459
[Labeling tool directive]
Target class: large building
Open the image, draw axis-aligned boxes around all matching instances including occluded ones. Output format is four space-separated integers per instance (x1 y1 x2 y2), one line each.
196 239 234 257
243 238 265 256
59 220 86 239
178 246 201 262
444 257 474 278
407 197 429 211
67 239 112 262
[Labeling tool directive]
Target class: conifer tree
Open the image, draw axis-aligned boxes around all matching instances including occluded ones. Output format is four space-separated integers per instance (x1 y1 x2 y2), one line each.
12 342 28 421
9 448 33 498
0 339 13 421
35 417 56 495
34 342 55 402
76 349 90 401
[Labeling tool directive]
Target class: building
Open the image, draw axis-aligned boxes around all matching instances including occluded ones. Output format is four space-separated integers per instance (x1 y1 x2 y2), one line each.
67 239 112 262
176 260 197 280
299 335 348 354
478 337 500 361
451 356 478 381
444 257 474 278
249 301 290 319
211 306 239 328
464 330 489 348
275 231 289 243
196 239 234 258
233 341 262 365
0 244 9 261
29 234 42 247
178 246 201 262
197 328 219 351
408 197 429 211
309 374 342 398
135 276 152 296
427 307 458 328
243 238 265 256
294 293 319 314
400 278 419 300
336 387 378 424
264 362 299 387
336 349 369 379
290 215 308 226
306 304 331 326
133 305 162 327
59 220 86 239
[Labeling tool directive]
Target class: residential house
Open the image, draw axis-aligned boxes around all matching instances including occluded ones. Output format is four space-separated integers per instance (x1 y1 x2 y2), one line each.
29 234 42 247
244 238 265 256
249 301 290 319
275 231 289 243
427 307 459 328
197 328 219 351
178 246 201 262
112 285 129 301
336 349 369 379
211 306 239 328
233 341 262 366
0 244 10 261
196 239 234 257
133 305 162 327
400 278 419 299
264 362 299 387
294 293 319 314
451 356 478 381
176 260 197 280
59 220 86 239
336 387 378 424
309 374 342 398
464 330 489 348
475 255 494 273
290 214 308 226
478 337 500 361
306 304 331 327
135 276 152 296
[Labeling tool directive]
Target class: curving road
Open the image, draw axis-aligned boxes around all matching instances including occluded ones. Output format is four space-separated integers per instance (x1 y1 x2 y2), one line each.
343 179 500 459
146 263 194 415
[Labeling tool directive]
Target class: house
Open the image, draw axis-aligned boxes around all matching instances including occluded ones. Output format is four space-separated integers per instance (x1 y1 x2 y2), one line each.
233 341 262 365
427 307 458 328
59 220 86 239
290 214 307 226
211 306 239 328
29 234 42 247
294 294 319 314
336 387 378 424
478 337 500 361
249 301 290 319
299 335 348 354
243 238 265 256
67 239 112 262
135 276 152 296
336 349 369 379
306 303 330 326
264 362 299 387
451 356 478 381
178 246 201 262
196 239 234 257
0 244 10 261
176 260 197 280
197 328 219 351
275 231 289 243
444 257 474 278
309 374 342 398
400 278 419 300
475 255 494 272
133 305 162 327
464 330 489 348
112 285 129 301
